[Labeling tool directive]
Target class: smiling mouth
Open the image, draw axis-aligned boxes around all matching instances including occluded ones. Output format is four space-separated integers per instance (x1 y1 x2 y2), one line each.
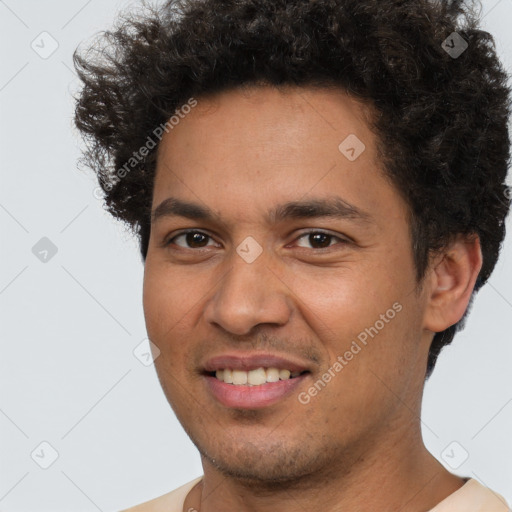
206 367 310 386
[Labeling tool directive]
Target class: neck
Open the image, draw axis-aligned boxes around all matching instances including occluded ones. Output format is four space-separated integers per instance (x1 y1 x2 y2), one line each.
184 420 466 512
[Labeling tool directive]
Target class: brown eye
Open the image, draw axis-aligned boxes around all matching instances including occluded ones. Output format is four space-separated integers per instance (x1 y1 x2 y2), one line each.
169 231 217 249
295 231 345 249
308 233 332 248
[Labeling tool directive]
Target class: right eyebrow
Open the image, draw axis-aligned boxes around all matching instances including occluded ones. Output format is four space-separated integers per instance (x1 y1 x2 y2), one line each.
151 197 220 224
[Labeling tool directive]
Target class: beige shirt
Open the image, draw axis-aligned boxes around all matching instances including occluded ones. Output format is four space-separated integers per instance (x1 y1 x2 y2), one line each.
121 477 510 512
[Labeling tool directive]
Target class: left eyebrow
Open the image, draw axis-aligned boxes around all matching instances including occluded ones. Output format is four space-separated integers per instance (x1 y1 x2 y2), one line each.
151 196 374 226
267 197 374 226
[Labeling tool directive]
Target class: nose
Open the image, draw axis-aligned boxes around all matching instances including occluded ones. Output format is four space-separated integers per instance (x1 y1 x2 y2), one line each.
203 250 293 336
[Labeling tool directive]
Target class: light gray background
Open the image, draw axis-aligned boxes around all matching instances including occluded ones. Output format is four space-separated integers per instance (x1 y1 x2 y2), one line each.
0 0 511 510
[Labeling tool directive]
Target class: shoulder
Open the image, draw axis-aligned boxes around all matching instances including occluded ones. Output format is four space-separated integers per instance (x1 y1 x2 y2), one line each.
429 479 510 512
120 476 203 512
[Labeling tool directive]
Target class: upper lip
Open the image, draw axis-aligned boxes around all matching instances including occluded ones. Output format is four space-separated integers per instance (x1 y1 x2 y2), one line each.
202 352 311 373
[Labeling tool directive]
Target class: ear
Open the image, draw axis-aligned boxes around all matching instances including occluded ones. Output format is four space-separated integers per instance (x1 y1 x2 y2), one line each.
423 235 483 333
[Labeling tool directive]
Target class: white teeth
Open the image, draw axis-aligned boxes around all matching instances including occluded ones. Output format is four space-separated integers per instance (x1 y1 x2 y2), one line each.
213 367 303 385
247 367 267 386
266 368 280 382
223 368 233 384
279 369 291 380
232 369 248 385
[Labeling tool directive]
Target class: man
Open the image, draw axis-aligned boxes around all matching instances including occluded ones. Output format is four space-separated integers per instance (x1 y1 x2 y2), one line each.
73 0 511 510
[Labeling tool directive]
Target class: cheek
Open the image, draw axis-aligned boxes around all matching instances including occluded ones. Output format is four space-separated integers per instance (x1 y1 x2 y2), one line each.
142 262 195 399
142 258 220 389
287 263 421 397
288 264 406 336
143 259 203 336
143 266 188 365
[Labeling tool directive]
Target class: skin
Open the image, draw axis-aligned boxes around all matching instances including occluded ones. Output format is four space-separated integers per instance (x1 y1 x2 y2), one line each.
142 84 482 511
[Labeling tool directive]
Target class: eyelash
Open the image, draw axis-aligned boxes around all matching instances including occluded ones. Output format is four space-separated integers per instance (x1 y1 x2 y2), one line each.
165 229 349 251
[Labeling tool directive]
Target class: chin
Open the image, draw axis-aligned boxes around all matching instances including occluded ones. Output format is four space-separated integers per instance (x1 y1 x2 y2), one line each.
192 434 328 484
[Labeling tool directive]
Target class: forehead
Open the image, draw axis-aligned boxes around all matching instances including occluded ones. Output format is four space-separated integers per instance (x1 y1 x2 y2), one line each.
152 84 406 226
155 84 376 161
159 84 376 151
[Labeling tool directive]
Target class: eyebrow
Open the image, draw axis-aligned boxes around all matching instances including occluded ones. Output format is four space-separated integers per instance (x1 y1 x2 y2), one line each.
151 196 373 225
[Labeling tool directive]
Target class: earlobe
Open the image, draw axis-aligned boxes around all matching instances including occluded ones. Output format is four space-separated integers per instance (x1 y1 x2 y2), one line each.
423 235 483 334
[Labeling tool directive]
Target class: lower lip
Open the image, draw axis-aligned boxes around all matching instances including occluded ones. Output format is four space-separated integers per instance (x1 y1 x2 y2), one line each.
204 374 309 409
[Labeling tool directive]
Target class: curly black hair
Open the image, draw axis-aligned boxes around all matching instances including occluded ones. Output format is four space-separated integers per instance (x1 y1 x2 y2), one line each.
73 0 511 376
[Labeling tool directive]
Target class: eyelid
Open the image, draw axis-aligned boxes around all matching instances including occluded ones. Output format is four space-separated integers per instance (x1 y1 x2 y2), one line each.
164 229 221 248
292 229 351 248
164 228 351 250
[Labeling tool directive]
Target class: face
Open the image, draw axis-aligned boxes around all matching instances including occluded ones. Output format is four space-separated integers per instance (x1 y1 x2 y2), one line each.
143 85 433 483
